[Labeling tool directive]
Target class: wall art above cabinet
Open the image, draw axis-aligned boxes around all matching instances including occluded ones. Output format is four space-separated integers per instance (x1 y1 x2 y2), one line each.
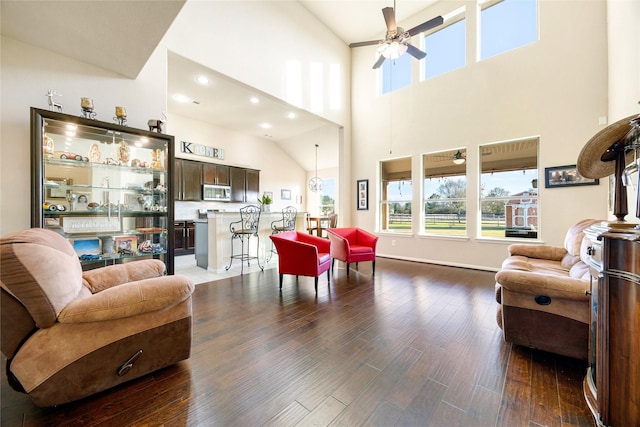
30 107 176 274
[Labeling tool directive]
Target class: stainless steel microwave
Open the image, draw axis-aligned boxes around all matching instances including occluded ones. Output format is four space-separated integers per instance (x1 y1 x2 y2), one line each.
202 184 231 201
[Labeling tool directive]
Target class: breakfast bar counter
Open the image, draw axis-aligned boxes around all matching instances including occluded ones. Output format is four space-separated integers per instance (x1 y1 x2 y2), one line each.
194 210 307 272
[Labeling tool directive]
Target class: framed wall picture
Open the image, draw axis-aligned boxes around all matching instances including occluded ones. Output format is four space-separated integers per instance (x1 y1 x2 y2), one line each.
357 179 368 210
544 164 599 188
281 189 291 200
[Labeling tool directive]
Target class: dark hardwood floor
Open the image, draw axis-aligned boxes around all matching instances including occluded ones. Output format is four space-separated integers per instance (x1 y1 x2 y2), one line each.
2 258 595 427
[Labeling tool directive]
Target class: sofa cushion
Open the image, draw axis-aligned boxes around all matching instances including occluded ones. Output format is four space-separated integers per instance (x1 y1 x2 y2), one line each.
564 219 600 256
569 261 590 280
1 229 83 328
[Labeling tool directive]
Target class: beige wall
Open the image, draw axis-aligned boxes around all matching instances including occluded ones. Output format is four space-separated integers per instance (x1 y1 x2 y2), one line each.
0 1 352 236
1 0 637 271
0 37 168 235
350 0 613 270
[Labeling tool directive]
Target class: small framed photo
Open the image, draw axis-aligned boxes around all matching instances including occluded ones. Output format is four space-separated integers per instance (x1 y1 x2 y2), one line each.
544 164 599 188
357 179 368 210
69 237 102 256
114 236 137 255
281 189 291 200
46 177 72 199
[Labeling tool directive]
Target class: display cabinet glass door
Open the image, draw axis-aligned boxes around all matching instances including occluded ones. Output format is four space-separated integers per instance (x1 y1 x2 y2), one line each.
31 107 175 274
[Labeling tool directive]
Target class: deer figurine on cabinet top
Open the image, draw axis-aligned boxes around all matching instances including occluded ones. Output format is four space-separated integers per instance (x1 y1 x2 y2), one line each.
46 90 63 112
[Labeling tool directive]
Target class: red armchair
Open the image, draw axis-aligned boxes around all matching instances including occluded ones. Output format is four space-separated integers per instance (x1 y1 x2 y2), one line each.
269 231 331 293
326 227 378 276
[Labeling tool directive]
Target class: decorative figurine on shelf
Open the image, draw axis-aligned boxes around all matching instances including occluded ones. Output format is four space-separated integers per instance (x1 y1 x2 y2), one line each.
43 134 54 157
80 97 97 119
148 119 165 133
88 143 101 163
150 148 164 169
114 106 127 126
46 90 63 112
117 140 130 165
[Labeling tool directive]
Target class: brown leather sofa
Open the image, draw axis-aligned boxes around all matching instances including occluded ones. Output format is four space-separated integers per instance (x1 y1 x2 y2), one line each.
495 219 601 360
1 228 194 407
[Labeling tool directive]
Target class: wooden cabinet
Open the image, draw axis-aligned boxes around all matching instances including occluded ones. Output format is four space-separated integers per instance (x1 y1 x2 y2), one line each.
30 107 175 274
174 220 195 255
584 225 640 426
230 167 260 203
246 169 259 203
203 163 229 186
174 159 202 201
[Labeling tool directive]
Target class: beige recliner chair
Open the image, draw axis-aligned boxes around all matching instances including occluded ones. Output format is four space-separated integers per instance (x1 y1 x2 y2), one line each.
495 219 601 360
1 228 194 407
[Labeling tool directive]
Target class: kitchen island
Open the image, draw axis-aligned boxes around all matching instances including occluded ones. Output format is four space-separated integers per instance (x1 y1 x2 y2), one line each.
194 210 307 272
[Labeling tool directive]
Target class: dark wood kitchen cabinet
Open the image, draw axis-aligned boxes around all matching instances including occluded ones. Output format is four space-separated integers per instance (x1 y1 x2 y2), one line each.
230 167 260 203
203 163 229 186
174 159 202 201
174 220 195 255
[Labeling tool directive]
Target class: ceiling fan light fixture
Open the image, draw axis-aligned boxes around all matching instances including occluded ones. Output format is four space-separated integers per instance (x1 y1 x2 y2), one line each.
380 41 408 59
452 150 466 165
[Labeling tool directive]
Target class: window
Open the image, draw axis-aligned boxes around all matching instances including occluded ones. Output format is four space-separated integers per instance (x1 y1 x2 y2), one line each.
423 14 466 80
319 177 335 216
381 54 412 95
479 0 537 60
380 157 412 232
423 149 467 235
479 138 539 238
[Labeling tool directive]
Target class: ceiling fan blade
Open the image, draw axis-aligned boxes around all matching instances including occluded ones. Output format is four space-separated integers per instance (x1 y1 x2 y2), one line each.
382 7 397 33
372 55 386 69
407 15 444 37
349 40 384 48
406 43 427 60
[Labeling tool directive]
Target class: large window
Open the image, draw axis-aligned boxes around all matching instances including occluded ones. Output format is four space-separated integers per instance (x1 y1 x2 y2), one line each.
423 12 466 80
380 157 412 232
423 149 467 235
381 54 412 95
319 177 335 215
479 138 539 238
479 0 538 60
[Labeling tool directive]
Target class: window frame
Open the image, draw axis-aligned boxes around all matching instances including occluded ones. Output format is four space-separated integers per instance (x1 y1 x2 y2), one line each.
421 7 467 81
478 137 540 240
379 157 413 233
478 0 538 61
422 148 468 236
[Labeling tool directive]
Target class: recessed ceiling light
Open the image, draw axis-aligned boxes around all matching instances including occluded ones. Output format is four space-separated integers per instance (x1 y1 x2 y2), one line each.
250 97 260 104
195 75 209 85
172 94 190 103
287 112 297 119
260 123 272 129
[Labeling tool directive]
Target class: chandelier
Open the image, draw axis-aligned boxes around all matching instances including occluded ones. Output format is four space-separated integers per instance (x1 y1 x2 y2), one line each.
308 144 323 192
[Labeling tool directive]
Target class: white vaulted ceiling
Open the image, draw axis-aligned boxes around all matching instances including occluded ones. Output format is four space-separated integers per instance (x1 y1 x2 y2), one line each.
1 0 438 172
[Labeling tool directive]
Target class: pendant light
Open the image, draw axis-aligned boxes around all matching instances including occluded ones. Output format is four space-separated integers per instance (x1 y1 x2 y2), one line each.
308 144 323 192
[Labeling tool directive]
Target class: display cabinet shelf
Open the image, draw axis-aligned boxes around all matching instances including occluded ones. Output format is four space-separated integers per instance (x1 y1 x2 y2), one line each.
31 107 175 274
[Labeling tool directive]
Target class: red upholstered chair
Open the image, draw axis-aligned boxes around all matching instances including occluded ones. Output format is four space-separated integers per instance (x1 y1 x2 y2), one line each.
326 228 378 276
269 231 331 293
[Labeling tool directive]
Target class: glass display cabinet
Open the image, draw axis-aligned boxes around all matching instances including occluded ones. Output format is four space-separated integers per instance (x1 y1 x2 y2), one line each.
30 107 175 274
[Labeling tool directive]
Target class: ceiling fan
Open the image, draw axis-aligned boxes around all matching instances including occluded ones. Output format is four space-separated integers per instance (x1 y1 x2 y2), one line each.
349 2 444 69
